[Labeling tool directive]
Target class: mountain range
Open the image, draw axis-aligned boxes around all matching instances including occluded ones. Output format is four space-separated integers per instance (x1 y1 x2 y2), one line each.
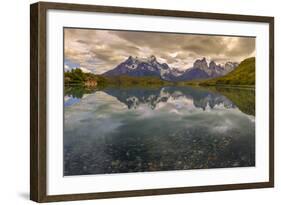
103 55 238 82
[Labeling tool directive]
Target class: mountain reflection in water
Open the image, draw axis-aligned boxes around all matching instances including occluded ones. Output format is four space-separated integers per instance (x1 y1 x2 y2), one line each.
64 86 255 176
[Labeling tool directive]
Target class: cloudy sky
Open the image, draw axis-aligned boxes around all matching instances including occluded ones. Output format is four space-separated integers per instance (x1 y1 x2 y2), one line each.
64 28 255 74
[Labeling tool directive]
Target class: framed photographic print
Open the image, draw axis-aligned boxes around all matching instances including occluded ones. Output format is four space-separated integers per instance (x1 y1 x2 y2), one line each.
30 1 274 202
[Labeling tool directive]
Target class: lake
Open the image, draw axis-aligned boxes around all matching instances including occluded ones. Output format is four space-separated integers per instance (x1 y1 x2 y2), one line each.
64 86 255 176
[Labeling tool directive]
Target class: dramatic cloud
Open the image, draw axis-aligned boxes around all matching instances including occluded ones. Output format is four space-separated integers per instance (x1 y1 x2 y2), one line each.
64 28 255 74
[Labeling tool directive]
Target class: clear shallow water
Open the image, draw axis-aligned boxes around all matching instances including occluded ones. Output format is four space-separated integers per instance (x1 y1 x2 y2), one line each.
64 86 255 176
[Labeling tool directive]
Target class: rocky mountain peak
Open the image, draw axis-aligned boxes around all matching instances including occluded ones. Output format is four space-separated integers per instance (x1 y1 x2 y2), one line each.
225 62 239 72
127 55 158 64
209 61 216 68
193 58 208 70
149 55 157 62
126 56 134 63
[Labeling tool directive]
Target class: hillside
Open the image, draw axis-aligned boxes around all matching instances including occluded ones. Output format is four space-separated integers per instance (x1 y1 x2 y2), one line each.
64 68 108 87
64 68 172 88
199 57 255 86
104 75 173 87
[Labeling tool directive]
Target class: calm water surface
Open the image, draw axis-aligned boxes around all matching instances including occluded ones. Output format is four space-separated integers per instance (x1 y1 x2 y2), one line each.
64 86 255 176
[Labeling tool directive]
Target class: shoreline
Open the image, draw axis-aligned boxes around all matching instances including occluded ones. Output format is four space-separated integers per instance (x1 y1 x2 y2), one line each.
65 83 255 90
